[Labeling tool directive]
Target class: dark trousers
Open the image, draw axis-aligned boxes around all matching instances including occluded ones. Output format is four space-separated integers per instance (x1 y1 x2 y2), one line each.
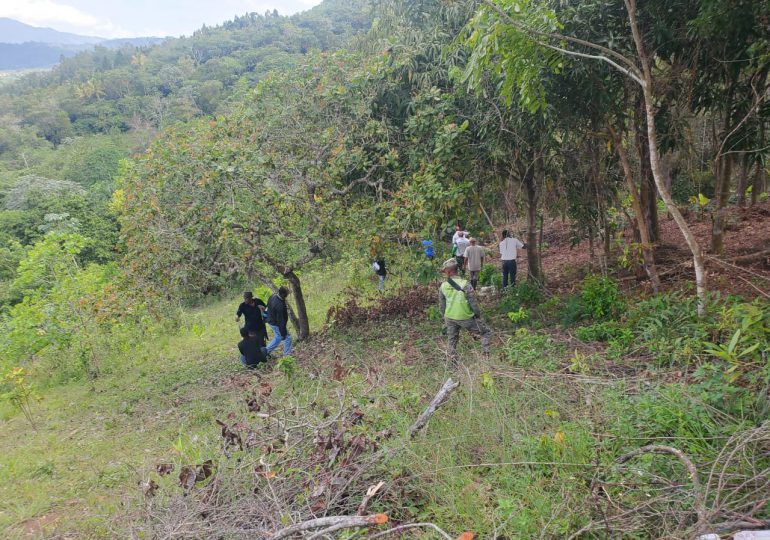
455 255 465 275
502 259 518 288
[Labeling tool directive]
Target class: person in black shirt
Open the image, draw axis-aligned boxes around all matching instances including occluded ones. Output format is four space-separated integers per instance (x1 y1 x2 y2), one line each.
238 328 267 368
266 286 292 356
373 259 387 291
236 291 267 345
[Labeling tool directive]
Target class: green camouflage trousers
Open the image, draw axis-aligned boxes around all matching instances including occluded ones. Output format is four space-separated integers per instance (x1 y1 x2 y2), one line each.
445 317 491 360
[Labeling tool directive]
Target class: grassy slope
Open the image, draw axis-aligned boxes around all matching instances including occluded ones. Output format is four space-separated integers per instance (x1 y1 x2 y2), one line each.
1 264 766 538
0 269 353 537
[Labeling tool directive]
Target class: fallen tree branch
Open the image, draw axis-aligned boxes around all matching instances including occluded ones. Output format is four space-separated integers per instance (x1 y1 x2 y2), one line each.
707 519 770 536
730 249 770 265
408 378 460 437
357 481 385 515
271 514 387 539
616 444 706 533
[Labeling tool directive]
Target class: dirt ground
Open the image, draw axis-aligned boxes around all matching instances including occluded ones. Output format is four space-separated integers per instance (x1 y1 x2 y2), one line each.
507 201 770 299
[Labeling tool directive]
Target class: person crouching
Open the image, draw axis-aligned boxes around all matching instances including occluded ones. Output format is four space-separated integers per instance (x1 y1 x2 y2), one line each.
238 327 267 368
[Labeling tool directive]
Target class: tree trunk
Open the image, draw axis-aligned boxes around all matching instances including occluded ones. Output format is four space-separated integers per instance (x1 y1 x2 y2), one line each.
248 267 302 334
611 125 661 292
284 270 310 340
712 111 734 254
525 162 544 285
752 159 766 205
751 126 766 205
635 102 660 242
626 0 707 315
736 153 749 207
505 171 517 223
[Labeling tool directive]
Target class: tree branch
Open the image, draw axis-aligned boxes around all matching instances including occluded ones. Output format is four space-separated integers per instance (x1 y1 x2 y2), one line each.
616 444 707 533
479 0 643 85
271 514 387 539
408 378 460 437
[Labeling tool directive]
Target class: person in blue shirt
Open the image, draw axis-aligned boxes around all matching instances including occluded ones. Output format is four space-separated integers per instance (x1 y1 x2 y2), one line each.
422 239 435 260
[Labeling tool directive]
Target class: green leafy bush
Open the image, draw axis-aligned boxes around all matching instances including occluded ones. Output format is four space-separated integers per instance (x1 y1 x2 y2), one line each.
507 307 529 325
580 274 623 320
478 263 497 286
503 328 563 370
499 281 544 313
625 292 710 365
575 321 632 347
558 295 586 326
703 300 769 385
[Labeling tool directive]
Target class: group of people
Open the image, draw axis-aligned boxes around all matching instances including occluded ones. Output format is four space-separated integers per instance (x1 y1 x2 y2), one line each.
240 226 526 369
439 227 527 361
235 287 293 368
452 226 526 289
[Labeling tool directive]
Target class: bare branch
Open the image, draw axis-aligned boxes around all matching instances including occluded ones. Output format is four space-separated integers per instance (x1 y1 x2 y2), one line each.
616 444 706 532
271 513 387 539
408 378 460 437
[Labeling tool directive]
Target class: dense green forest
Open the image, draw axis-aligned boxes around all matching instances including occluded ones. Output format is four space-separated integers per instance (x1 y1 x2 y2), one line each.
1 0 769 537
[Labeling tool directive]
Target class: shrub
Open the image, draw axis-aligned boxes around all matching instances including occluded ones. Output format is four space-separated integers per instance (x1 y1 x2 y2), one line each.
580 274 623 320
575 321 632 346
558 295 586 326
503 328 563 370
478 264 497 286
624 292 710 365
499 281 544 313
703 300 770 385
507 307 529 325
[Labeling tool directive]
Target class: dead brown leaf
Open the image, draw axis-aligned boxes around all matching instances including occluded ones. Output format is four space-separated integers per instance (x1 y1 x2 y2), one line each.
156 463 174 476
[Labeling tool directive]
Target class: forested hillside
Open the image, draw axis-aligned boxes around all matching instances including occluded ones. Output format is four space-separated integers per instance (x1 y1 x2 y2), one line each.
1 0 769 538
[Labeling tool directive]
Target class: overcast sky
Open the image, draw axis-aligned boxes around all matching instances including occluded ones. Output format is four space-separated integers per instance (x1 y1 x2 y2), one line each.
0 0 324 38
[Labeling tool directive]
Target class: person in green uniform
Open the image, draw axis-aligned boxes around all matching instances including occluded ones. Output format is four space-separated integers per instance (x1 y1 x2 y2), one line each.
438 258 491 362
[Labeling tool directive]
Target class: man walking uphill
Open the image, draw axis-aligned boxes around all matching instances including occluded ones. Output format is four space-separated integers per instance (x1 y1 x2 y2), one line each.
499 230 526 288
464 237 486 290
439 258 490 363
266 286 293 356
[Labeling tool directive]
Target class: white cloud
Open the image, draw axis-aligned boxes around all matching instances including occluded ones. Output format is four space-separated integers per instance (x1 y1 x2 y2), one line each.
0 0 131 37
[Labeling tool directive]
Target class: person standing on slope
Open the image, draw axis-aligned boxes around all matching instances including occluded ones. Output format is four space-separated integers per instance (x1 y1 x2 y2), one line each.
454 231 471 276
236 291 267 347
439 258 491 363
372 258 387 291
266 286 292 356
464 237 486 290
499 230 526 288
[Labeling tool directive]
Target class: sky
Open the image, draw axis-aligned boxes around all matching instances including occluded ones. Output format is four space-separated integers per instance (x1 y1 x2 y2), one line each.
0 0 324 38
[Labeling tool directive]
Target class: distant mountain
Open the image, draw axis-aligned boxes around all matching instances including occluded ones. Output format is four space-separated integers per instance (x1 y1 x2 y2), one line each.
0 42 89 70
0 19 164 70
0 17 105 45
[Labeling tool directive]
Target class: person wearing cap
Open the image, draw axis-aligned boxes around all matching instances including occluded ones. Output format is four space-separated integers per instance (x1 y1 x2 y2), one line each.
236 291 267 346
464 237 486 290
439 257 491 363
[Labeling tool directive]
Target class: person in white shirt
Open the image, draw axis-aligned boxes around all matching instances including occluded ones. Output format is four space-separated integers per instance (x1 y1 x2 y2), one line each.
454 232 471 276
451 224 463 247
499 229 526 288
